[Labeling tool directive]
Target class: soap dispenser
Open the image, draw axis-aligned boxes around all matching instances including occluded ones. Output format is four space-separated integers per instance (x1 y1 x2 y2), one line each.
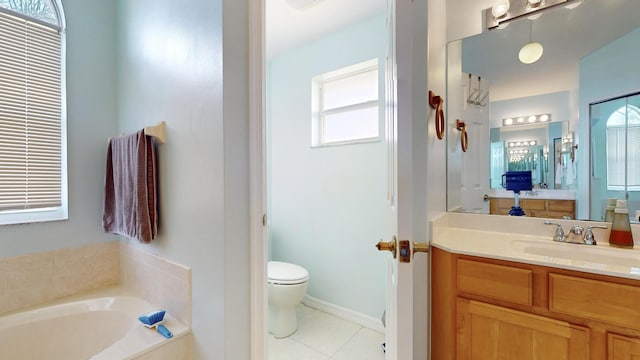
604 198 617 222
609 199 634 248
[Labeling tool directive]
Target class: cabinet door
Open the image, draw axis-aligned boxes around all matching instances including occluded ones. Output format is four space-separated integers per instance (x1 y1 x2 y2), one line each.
609 333 640 360
457 299 589 360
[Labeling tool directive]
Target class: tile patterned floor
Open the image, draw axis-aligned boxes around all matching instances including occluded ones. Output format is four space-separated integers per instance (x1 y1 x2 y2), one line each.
268 304 386 360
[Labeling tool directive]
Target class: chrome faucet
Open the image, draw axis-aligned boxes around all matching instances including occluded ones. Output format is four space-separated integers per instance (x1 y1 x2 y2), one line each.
544 221 566 242
544 221 608 245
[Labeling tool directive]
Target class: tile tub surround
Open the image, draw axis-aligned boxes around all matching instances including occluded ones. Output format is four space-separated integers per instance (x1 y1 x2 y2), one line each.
119 243 192 326
0 241 119 315
0 240 192 328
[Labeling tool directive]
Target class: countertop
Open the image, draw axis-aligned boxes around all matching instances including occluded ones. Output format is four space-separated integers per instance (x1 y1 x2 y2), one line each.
431 213 640 281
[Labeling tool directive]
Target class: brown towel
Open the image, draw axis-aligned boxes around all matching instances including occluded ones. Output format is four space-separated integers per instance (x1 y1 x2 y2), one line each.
103 130 158 243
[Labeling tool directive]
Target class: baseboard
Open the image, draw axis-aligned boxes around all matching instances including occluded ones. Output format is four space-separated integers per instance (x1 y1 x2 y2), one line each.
302 295 385 334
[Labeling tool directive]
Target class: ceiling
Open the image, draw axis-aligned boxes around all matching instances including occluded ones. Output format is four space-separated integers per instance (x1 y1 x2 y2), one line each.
265 0 640 100
266 0 386 58
461 0 640 100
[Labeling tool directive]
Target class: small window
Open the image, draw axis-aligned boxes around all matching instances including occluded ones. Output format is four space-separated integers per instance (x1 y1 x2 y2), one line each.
606 104 640 191
311 59 380 146
0 0 66 225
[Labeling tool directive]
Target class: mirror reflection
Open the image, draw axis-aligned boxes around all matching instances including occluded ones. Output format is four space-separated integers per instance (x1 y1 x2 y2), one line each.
446 0 640 221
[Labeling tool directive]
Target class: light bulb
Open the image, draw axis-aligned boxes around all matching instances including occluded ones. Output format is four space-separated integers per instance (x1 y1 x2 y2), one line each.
492 0 510 18
539 114 549 122
504 118 513 125
528 115 537 123
528 0 542 8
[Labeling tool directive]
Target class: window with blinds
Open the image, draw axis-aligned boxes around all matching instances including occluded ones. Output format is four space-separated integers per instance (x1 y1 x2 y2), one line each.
606 103 640 191
0 3 66 225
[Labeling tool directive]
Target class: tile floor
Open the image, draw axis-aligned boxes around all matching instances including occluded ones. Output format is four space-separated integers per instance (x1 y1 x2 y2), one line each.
268 304 386 360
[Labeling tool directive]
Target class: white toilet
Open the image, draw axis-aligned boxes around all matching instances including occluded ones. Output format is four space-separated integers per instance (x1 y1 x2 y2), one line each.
268 261 310 338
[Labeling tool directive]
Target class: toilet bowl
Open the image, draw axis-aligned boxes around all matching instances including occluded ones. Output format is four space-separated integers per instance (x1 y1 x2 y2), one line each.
268 261 309 338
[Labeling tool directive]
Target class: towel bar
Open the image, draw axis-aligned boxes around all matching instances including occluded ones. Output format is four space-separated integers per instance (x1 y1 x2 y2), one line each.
144 121 166 144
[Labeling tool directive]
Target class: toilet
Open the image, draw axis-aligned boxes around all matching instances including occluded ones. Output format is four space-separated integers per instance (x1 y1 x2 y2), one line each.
268 261 310 338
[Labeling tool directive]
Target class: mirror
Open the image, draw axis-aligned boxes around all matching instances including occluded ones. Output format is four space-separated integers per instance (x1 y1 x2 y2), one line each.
446 0 640 220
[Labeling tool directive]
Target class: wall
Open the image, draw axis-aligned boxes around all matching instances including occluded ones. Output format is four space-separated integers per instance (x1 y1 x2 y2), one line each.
0 0 117 258
115 0 250 359
579 28 640 220
268 14 388 321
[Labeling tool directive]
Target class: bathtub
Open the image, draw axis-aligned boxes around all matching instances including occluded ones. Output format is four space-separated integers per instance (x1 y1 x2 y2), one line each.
0 289 189 360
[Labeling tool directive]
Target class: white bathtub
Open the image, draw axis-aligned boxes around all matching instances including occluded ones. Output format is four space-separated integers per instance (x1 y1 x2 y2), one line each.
0 290 189 360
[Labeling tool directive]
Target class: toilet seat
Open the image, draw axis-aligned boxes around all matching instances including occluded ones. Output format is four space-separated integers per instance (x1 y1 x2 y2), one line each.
268 261 309 285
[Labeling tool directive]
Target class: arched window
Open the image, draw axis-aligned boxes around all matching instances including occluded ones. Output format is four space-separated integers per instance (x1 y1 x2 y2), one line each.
0 0 66 225
606 104 640 191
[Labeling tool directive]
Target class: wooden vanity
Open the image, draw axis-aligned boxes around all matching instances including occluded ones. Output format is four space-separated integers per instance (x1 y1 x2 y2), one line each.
432 247 640 360
489 198 575 219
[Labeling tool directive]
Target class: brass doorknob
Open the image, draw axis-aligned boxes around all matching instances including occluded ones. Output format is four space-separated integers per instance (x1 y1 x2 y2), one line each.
413 241 429 257
376 237 397 258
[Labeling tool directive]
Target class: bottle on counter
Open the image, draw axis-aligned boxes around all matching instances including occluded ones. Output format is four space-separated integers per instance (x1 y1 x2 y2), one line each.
609 199 634 248
604 198 617 223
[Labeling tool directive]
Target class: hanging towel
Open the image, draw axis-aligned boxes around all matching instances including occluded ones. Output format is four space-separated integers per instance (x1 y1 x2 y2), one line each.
103 130 158 243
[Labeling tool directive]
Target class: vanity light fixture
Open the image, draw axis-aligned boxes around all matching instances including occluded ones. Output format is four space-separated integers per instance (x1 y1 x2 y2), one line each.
502 113 552 127
485 0 582 30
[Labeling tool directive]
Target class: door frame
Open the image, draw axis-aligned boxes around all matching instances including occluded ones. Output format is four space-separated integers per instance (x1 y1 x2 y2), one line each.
248 1 267 359
247 1 431 359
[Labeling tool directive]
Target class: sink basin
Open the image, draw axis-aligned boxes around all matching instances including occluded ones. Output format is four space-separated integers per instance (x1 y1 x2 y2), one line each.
511 240 640 269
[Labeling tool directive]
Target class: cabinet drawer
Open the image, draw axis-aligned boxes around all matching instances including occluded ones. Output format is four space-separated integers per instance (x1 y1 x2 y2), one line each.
457 259 533 306
521 199 546 210
494 198 514 209
548 200 574 212
550 274 640 330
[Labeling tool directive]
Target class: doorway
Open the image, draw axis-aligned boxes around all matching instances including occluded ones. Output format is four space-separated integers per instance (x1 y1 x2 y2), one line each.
264 0 389 358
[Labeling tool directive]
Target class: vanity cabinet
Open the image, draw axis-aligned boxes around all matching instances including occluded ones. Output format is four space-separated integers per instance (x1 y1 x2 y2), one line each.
457 299 589 360
432 247 640 360
489 198 575 219
608 333 640 359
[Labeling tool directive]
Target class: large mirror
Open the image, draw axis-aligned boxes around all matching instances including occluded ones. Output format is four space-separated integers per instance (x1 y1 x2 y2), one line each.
446 0 640 221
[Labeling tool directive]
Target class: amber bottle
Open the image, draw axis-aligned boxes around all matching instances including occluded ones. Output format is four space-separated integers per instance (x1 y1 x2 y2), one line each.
609 200 634 248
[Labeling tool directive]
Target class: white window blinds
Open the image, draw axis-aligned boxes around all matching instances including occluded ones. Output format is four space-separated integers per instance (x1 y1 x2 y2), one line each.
0 11 62 212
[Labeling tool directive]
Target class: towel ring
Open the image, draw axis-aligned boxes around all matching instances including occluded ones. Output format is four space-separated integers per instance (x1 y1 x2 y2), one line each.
429 91 445 140
456 119 468 152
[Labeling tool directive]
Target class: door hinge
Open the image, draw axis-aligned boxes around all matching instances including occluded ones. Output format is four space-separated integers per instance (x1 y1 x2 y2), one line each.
262 213 267 227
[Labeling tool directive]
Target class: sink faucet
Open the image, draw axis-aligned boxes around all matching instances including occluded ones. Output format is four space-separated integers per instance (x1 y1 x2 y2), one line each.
544 221 608 245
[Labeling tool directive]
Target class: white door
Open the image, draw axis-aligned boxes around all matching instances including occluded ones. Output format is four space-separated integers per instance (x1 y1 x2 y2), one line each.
378 1 422 359
460 109 491 213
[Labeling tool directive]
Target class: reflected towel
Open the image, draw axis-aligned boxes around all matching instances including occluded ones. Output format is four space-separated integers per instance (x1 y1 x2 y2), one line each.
566 160 575 186
555 162 563 185
102 130 158 243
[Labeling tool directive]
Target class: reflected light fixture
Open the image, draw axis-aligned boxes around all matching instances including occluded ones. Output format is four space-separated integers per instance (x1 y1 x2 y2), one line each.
502 113 552 127
519 21 543 64
564 0 583 9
